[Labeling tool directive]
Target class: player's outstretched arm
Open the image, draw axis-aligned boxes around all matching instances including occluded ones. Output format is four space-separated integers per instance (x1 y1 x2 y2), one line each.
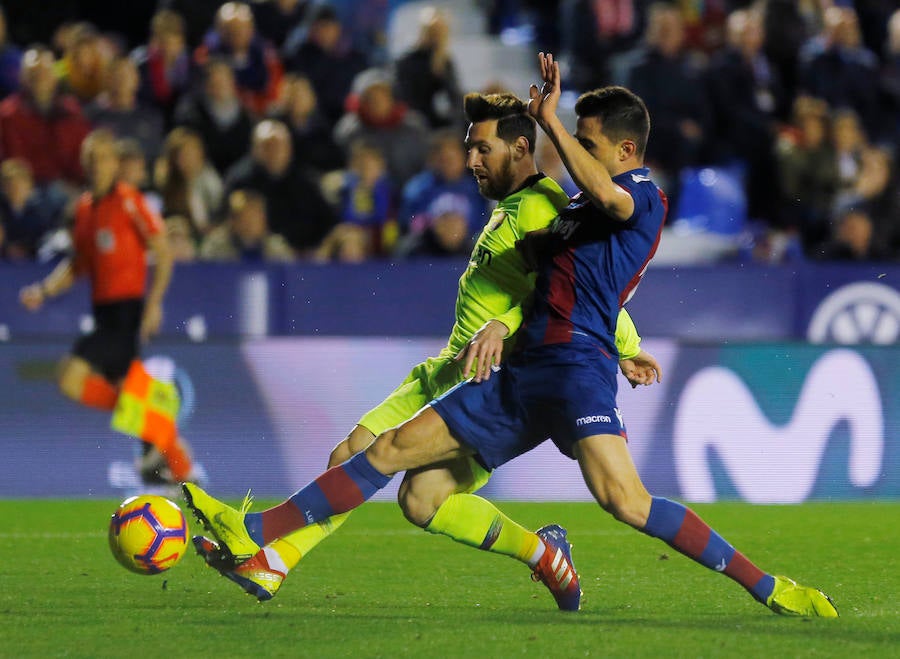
527 52 634 222
454 319 509 383
620 349 662 388
19 258 76 311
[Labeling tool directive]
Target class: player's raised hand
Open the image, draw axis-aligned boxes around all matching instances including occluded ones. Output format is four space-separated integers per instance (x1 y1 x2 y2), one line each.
527 52 561 126
454 319 509 383
620 349 662 388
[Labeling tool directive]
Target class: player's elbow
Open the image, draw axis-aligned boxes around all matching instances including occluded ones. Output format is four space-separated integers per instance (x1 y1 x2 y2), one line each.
583 184 633 222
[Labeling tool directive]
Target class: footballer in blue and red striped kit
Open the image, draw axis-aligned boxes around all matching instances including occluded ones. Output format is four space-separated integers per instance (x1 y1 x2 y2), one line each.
184 52 837 617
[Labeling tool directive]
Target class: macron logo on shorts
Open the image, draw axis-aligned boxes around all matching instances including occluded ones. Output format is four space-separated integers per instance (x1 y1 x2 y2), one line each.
576 414 612 426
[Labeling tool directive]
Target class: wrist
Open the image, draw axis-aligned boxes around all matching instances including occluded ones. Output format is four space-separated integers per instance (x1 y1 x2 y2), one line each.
490 319 511 337
39 281 51 299
542 114 565 136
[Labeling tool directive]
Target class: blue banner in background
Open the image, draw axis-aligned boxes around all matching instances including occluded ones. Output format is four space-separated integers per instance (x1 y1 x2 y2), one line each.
2 260 898 499
2 262 899 342
1 339 896 501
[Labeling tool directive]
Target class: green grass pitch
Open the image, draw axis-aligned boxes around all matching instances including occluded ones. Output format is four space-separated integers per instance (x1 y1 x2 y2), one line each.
3 500 899 658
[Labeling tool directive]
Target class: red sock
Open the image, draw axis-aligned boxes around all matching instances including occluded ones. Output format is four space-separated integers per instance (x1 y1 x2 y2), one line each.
160 437 193 482
80 373 119 410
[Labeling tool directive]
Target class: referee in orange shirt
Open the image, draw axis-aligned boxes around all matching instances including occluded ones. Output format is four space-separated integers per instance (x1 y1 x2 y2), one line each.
20 128 192 484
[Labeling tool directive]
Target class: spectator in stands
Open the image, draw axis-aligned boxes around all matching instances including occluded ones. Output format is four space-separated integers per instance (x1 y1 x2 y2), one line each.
334 0 392 66
194 2 284 116
252 0 310 50
799 5 883 142
397 128 485 257
311 221 370 263
0 45 91 187
834 146 900 260
881 9 900 148
56 22 111 104
225 119 336 254
620 2 711 204
831 109 870 204
707 7 786 226
394 6 463 130
282 4 367 126
156 0 225 49
813 208 876 261
761 0 810 103
562 0 647 91
116 138 162 215
0 7 22 100
268 73 344 176
0 158 67 260
775 96 838 252
166 215 198 263
200 188 295 262
315 140 393 263
173 58 254 175
155 126 224 241
86 57 165 165
132 9 193 126
334 68 429 187
676 0 728 54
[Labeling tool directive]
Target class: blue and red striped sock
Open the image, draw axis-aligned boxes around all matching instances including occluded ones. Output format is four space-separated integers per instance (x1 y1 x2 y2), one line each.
245 452 392 546
642 497 775 603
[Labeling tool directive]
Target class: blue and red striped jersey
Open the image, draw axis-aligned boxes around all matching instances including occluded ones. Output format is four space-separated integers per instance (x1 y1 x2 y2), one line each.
516 167 667 358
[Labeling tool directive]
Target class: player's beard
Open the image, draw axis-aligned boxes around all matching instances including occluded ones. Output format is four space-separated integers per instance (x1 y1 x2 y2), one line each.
478 153 516 201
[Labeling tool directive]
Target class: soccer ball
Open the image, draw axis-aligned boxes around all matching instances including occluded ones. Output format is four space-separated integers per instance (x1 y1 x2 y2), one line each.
108 495 188 574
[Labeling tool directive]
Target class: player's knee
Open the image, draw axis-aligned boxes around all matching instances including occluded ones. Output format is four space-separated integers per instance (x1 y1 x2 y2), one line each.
397 480 436 527
57 364 82 401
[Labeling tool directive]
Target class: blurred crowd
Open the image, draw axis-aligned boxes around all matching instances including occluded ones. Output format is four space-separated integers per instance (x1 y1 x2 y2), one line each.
0 0 897 266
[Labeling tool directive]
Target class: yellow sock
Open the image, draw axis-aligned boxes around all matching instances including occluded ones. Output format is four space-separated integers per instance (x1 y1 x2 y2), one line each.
267 512 352 570
425 493 540 565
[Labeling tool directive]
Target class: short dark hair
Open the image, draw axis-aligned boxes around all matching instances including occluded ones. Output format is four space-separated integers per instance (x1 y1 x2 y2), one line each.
575 86 650 157
463 92 536 153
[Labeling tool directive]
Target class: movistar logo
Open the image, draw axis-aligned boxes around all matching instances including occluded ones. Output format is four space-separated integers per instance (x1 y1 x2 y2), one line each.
673 350 883 503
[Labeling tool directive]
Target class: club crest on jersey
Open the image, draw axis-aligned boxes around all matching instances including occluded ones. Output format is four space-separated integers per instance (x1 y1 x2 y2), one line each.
96 228 115 252
487 210 506 231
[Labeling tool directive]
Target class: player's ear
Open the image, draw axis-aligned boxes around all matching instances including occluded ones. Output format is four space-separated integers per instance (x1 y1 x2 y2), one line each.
513 135 529 160
619 139 636 160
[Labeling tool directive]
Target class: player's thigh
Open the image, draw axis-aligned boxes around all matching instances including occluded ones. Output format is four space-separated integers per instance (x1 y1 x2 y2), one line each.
398 457 480 526
357 356 460 437
574 433 651 527
70 329 138 383
367 406 471 475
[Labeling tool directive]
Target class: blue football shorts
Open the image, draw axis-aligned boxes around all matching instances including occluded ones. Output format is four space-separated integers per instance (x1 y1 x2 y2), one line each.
430 343 626 470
